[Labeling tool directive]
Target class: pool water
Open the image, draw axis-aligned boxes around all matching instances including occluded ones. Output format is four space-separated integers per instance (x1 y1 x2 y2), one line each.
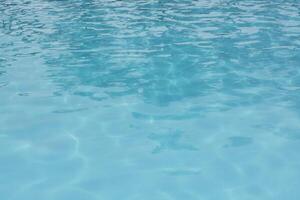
1 0 300 199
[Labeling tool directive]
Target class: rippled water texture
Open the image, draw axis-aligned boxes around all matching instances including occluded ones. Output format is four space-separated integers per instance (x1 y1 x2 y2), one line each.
1 0 300 199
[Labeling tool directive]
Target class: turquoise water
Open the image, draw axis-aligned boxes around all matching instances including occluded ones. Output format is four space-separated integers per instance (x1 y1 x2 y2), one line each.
1 0 300 199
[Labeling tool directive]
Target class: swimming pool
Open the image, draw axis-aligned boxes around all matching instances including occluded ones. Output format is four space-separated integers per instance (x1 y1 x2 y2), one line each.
1 0 300 199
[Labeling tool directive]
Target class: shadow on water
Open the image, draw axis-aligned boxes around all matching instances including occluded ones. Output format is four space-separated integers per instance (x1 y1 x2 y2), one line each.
40 0 228 106
0 0 50 87
41 0 300 108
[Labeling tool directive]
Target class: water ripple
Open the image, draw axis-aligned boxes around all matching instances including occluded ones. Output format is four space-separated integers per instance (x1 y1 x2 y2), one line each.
1 0 300 199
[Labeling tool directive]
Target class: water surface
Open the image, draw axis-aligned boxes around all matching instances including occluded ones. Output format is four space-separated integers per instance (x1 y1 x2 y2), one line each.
1 0 300 199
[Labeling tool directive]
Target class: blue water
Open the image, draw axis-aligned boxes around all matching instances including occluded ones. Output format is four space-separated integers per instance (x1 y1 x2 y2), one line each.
1 0 300 199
